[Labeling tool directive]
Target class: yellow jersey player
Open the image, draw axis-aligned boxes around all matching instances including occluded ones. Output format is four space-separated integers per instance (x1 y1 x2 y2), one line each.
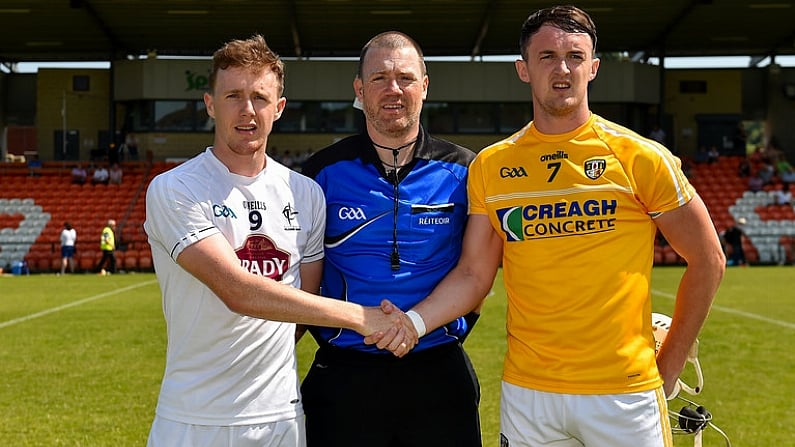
368 5 726 447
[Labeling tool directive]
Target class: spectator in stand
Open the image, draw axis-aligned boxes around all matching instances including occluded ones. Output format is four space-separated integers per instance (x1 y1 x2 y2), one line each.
774 154 795 186
294 148 313 171
738 156 751 177
27 154 42 177
757 159 776 185
773 183 793 206
71 163 88 185
747 171 765 192
60 222 77 275
749 146 765 165
108 143 120 165
280 150 296 170
125 132 140 160
721 218 747 267
109 163 123 185
766 140 784 163
694 145 709 164
302 148 315 164
91 164 110 185
707 145 720 164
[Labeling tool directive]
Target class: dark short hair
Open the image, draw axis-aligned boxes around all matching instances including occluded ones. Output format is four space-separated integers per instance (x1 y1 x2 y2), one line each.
208 34 285 95
519 5 597 59
357 31 427 79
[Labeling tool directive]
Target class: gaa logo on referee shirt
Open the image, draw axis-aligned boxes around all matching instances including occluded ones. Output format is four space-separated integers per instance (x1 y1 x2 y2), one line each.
584 159 606 180
338 206 367 220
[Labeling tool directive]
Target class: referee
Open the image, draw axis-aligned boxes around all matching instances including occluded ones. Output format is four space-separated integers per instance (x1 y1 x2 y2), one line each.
300 31 484 447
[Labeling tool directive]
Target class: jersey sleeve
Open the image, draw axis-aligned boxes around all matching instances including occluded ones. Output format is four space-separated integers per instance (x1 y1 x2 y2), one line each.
626 140 696 215
144 172 220 262
301 179 326 264
467 152 488 216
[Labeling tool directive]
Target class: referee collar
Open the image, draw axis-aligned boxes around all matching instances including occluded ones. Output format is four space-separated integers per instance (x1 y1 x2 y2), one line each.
362 126 432 174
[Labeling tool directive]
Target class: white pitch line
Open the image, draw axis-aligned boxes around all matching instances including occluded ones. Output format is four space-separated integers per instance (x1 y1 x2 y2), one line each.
652 288 795 330
0 279 159 330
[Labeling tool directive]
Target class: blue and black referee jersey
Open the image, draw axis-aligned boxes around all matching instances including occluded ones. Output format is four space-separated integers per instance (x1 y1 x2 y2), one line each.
302 126 476 353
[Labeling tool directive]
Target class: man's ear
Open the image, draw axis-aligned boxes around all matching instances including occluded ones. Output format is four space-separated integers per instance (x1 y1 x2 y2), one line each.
421 75 429 101
274 97 287 120
353 77 364 99
204 92 214 119
589 57 600 81
515 59 531 84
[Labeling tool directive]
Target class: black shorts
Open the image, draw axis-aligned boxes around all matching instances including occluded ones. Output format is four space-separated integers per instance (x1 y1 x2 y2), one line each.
301 342 482 447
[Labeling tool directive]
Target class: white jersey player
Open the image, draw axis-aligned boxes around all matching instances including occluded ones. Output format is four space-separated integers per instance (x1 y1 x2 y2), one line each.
144 34 417 447
145 148 325 427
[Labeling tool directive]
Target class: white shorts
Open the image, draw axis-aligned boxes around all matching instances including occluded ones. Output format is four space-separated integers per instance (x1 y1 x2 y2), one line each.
500 381 672 447
147 415 306 447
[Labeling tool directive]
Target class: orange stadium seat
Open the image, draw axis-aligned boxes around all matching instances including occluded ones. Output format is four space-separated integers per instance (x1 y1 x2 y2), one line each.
662 246 680 265
138 250 153 270
653 246 664 265
78 250 98 271
123 252 138 270
780 236 794 264
24 251 47 272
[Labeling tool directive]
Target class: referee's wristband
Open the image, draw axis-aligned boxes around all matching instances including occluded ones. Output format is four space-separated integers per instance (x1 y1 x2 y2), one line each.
405 310 427 338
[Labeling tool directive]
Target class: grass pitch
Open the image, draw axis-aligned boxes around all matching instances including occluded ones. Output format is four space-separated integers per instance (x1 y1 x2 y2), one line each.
0 266 792 446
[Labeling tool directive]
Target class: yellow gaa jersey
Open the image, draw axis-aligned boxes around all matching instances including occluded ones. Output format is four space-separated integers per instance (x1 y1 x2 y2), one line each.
469 114 695 394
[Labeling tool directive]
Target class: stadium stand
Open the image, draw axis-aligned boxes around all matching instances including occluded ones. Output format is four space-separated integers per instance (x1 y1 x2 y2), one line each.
3 156 793 270
0 160 177 273
647 154 794 266
677 154 795 266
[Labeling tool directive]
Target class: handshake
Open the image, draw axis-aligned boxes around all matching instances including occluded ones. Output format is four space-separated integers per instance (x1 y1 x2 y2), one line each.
361 300 427 357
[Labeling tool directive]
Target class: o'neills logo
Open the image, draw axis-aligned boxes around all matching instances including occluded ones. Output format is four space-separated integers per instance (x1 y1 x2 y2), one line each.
236 234 290 280
540 150 568 162
584 159 606 180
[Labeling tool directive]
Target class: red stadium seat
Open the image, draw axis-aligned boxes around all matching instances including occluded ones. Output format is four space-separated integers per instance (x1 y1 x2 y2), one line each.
138 252 153 270
78 250 98 271
124 254 138 270
662 246 680 265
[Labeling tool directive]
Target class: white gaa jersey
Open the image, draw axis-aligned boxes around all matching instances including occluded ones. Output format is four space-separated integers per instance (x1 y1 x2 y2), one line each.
144 147 325 426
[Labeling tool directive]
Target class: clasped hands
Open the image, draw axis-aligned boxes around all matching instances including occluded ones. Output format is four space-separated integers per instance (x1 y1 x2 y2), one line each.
361 299 419 357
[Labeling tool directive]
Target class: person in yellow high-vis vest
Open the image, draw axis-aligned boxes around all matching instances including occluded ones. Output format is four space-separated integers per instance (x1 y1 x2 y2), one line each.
96 219 117 275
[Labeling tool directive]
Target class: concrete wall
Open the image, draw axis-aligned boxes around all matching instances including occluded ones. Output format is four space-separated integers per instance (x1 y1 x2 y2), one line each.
113 58 659 104
36 69 111 161
15 58 795 163
765 67 795 153
664 69 743 155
